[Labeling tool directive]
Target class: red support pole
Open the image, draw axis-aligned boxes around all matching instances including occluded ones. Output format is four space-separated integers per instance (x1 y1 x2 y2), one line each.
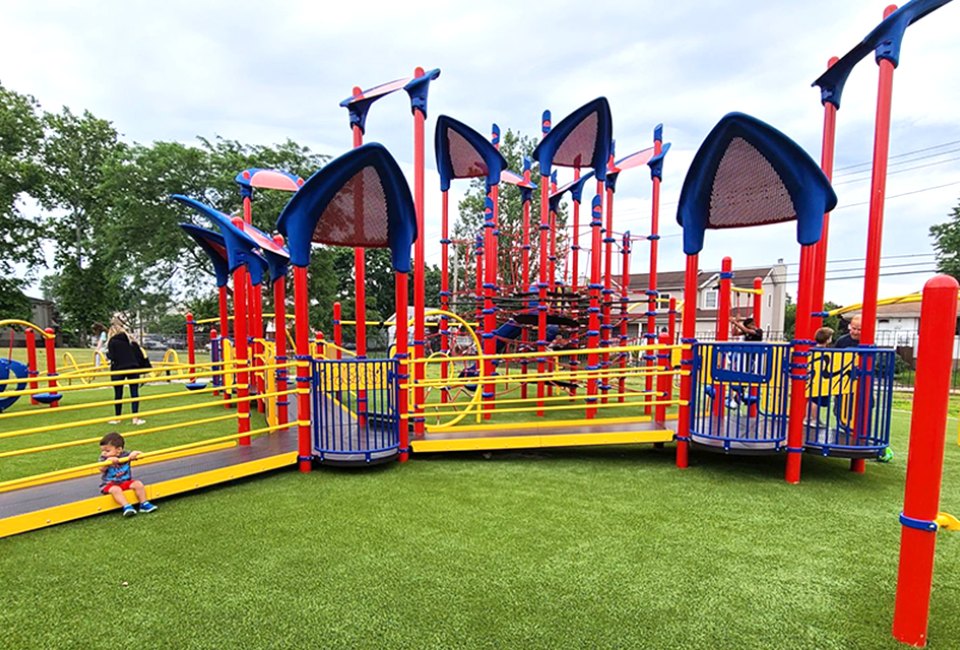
646 131 664 415
586 189 604 419
252 281 265 411
273 235 289 427
293 265 312 472
601 180 615 404
785 243 817 483
43 328 59 407
855 10 899 474
537 178 550 416
412 68 427 440
892 274 958 647
333 302 342 361
395 271 410 460
812 56 840 318
752 277 763 327
712 257 733 418
655 331 671 423
210 328 219 396
482 192 496 418
440 189 450 404
25 329 38 405
676 254 699 469
352 121 368 422
231 248 251 446
475 234 484 329
186 312 196 384
571 166 581 292
619 233 631 402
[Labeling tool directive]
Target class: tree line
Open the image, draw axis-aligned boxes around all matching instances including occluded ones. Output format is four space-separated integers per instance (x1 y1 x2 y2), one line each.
1 81 442 346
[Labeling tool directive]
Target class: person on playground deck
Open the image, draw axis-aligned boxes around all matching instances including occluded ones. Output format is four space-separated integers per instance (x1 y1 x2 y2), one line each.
806 326 835 436
106 316 147 425
833 314 862 348
730 316 763 341
98 432 157 517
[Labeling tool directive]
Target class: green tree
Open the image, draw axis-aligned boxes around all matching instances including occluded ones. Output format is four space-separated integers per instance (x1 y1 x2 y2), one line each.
38 107 124 339
930 201 960 280
783 295 842 340
452 129 569 299
0 83 46 315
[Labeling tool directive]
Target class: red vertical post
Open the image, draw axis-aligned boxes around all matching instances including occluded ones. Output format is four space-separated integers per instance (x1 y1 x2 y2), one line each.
586 189 604 419
676 255 699 469
812 57 840 318
537 177 550 416
25 329 38 405
619 232 631 402
218 285 230 404
43 328 59 407
440 189 450 404
232 248 251 446
713 257 733 417
601 174 615 404
210 328 220 397
482 193 496 418
293 265 312 472
785 243 817 483
332 302 342 361
855 8 899 474
411 67 427 440
892 274 958 647
273 235 289 427
646 131 664 415
395 271 410 460
655 331 671 423
186 312 197 384
571 166 581 292
352 120 368 421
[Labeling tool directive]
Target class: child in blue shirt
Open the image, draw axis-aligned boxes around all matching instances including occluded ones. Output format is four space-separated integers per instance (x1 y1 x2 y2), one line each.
99 432 157 517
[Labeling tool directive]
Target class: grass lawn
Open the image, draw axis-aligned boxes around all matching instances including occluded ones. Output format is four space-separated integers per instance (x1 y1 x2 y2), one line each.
0 405 957 648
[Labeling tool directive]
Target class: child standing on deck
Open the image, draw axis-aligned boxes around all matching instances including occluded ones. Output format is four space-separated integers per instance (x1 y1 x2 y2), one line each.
98 432 157 517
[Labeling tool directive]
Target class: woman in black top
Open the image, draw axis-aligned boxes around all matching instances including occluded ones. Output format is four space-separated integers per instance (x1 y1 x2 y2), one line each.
106 319 146 425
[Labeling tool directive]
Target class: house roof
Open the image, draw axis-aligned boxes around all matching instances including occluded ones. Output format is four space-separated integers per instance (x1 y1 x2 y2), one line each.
627 265 781 293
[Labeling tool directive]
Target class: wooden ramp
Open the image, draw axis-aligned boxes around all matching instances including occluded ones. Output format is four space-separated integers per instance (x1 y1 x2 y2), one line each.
0 429 297 539
411 418 675 453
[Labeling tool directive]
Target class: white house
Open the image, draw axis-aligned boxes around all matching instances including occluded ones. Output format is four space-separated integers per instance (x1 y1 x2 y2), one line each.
625 263 789 341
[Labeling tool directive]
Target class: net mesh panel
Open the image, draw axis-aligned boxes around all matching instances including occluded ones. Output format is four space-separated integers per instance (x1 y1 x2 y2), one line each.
311 167 389 248
709 137 795 228
552 112 598 168
448 130 489 179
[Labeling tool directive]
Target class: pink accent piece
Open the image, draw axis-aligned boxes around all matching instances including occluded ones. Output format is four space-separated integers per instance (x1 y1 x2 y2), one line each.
248 169 303 192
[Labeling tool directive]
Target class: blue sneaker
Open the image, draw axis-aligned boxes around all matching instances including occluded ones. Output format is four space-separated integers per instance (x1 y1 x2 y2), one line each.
122 505 137 517
139 501 158 514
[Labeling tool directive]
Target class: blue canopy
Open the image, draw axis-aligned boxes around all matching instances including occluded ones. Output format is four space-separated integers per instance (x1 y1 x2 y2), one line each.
276 143 417 273
676 112 837 256
531 98 612 181
434 115 508 192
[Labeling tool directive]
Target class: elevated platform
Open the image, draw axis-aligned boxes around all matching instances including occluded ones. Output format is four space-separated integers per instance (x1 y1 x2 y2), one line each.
412 418 675 453
0 428 298 539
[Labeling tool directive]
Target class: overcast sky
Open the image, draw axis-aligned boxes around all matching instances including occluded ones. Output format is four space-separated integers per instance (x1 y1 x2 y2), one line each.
3 0 958 306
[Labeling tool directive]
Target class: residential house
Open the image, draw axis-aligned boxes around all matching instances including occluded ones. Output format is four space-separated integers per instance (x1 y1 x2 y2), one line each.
625 263 789 341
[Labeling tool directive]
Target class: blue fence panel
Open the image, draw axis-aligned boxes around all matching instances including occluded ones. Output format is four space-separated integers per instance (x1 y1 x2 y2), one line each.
690 342 791 453
312 358 400 463
804 347 893 458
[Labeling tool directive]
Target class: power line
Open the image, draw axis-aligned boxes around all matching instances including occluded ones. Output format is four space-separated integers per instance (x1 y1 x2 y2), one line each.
832 181 960 211
832 154 960 186
781 252 934 266
833 139 960 173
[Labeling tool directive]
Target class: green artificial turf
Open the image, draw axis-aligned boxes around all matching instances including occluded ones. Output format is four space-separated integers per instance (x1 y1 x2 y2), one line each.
1 409 957 649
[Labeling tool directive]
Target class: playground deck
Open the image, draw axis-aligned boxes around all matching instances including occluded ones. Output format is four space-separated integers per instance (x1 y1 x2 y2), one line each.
0 428 298 539
412 418 675 453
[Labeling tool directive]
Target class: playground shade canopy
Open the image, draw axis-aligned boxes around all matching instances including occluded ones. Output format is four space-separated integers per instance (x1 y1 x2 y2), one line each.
676 112 837 255
531 98 613 179
434 115 509 191
276 143 417 273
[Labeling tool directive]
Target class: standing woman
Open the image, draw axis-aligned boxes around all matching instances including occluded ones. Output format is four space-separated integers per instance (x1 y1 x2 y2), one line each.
106 317 146 425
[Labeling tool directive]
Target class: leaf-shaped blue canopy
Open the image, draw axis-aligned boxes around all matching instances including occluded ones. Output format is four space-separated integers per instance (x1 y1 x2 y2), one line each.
179 224 230 288
812 0 953 108
276 143 417 273
676 112 837 256
435 115 508 192
531 98 612 181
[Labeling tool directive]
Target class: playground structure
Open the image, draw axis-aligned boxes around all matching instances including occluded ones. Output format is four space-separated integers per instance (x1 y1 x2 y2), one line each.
0 1 958 645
